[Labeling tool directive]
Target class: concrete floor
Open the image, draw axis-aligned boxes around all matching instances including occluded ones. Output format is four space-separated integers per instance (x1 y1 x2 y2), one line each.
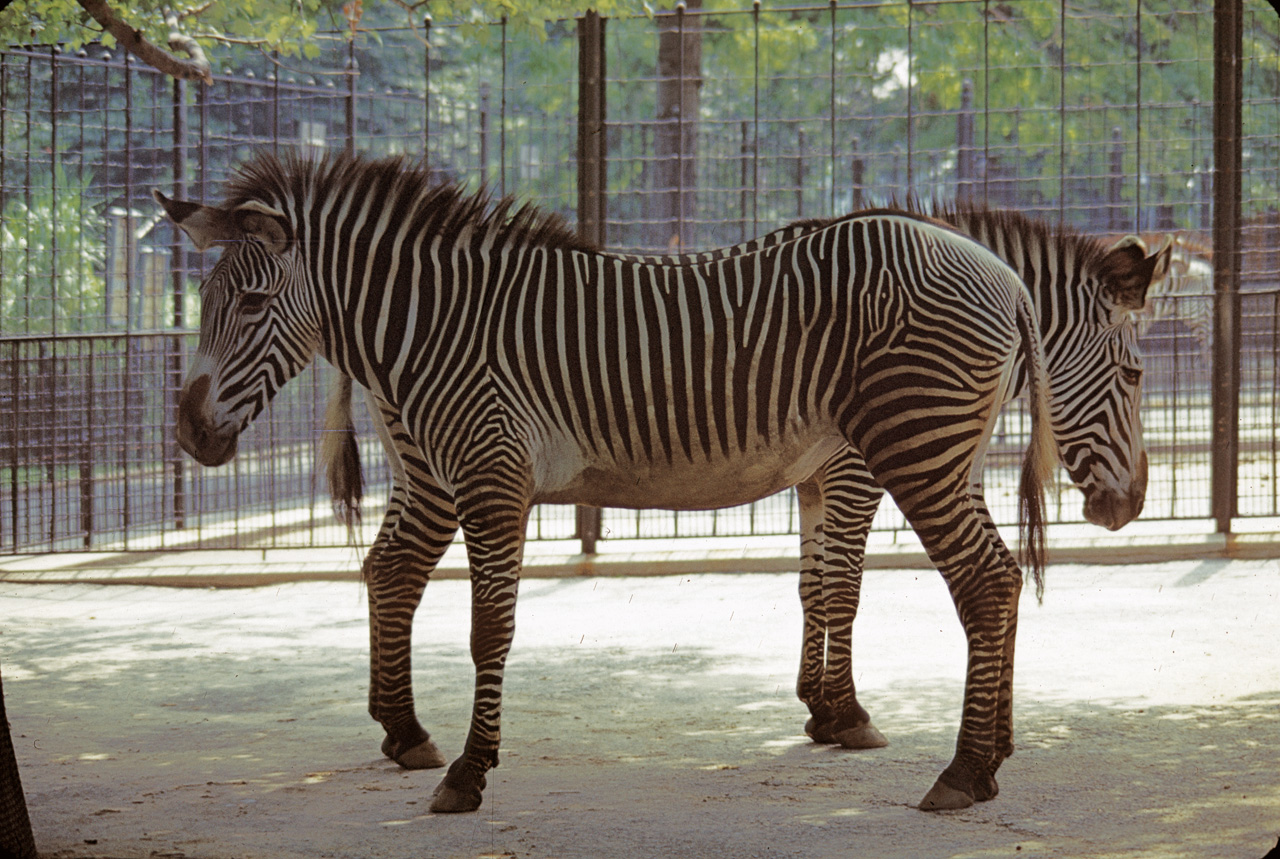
2 559 1278 859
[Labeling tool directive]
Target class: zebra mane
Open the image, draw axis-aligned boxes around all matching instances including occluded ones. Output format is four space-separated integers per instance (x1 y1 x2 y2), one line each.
220 151 595 254
924 199 1113 273
749 200 1113 279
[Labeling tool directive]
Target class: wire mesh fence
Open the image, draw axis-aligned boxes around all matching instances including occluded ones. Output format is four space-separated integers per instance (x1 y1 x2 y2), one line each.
1 0 1278 553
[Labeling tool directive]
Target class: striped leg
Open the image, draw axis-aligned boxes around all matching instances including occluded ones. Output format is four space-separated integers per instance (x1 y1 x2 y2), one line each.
365 396 456 770
970 489 1022 769
809 447 888 749
844 380 1022 810
892 473 1020 810
430 453 531 814
795 478 835 738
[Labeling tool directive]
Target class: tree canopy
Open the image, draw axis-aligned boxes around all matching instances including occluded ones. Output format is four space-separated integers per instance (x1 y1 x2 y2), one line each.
0 0 628 82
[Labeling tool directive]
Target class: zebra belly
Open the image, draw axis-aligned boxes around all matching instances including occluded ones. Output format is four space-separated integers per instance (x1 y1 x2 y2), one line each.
534 432 847 511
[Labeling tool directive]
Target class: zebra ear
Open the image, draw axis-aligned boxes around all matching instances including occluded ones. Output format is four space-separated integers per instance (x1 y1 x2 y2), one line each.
152 189 237 252
235 202 290 255
1100 234 1172 311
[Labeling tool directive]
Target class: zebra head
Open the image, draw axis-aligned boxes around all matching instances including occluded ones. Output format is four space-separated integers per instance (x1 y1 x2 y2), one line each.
155 190 319 467
1052 232 1173 531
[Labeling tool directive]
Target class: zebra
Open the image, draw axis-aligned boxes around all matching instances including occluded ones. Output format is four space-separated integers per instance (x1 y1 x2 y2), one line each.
792 207 1171 751
322 201 1171 765
1134 234 1213 359
159 152 1060 814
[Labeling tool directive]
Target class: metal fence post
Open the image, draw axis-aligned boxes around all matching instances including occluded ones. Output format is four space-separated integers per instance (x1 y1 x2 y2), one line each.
1211 0 1243 535
575 10 607 556
169 77 188 531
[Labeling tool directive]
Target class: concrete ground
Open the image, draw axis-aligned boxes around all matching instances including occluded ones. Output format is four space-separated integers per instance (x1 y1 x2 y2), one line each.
1 559 1278 859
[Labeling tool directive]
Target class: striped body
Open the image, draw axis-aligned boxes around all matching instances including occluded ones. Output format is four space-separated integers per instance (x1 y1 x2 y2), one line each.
161 154 1060 813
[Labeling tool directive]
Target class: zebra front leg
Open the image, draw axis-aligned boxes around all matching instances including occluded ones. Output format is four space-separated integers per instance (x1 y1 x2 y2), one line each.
815 446 888 750
795 478 838 743
367 544 448 770
364 393 455 770
430 479 529 814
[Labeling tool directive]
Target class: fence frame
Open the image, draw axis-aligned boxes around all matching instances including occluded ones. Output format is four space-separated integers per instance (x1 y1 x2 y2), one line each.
1 0 1276 555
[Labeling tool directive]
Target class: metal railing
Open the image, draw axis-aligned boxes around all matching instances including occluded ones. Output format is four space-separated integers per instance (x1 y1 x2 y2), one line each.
1 0 1277 553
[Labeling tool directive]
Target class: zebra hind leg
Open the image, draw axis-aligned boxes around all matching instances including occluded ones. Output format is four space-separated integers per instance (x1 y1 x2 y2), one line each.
812 447 888 749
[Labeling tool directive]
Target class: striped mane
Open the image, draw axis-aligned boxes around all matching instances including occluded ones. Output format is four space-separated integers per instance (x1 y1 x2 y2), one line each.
220 151 594 255
927 200 1112 274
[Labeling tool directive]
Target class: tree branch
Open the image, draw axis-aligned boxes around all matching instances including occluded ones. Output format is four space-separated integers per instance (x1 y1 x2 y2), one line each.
75 0 213 83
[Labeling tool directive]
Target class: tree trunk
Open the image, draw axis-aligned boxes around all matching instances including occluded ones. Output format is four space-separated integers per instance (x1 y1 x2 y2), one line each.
0 666 36 859
649 0 702 251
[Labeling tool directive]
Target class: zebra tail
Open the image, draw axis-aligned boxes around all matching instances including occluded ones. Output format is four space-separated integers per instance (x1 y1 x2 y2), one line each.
322 373 364 540
1015 287 1057 602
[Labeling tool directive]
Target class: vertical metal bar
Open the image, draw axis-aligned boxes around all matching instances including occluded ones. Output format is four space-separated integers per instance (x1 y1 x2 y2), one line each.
0 55 6 341
905 0 914 194
170 77 188 531
1134 0 1142 229
982 0 990 207
851 136 863 210
740 120 750 242
9 343 18 549
346 37 358 155
479 81 490 187
829 0 837 216
1058 0 1066 227
272 51 280 156
752 0 760 235
1211 0 1242 534
795 129 805 217
48 48 60 548
81 339 95 546
576 10 607 555
1272 292 1279 514
23 51 32 335
500 16 507 198
1109 126 1124 232
424 15 432 167
49 47 59 338
122 50 133 547
676 1 686 248
957 78 974 200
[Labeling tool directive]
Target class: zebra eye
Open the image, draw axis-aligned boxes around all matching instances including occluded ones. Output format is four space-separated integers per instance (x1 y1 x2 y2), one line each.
1120 367 1142 386
238 291 271 314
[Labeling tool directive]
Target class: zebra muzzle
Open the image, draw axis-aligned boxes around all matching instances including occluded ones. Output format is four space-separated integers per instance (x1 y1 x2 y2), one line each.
1082 451 1147 531
176 374 240 467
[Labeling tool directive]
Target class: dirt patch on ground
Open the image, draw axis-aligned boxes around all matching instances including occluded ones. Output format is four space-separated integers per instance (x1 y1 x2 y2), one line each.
3 560 1278 858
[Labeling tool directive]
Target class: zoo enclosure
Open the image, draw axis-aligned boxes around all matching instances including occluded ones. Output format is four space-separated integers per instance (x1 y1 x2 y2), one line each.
1 0 1278 553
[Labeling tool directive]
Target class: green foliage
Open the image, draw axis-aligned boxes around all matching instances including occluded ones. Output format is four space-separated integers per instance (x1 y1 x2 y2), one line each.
0 0 630 68
0 165 107 334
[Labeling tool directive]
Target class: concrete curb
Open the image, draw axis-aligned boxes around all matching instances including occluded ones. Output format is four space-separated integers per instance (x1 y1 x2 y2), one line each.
0 528 1275 588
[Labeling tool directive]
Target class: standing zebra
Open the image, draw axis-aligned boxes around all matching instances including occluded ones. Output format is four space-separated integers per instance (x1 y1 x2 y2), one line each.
159 152 1057 813
324 202 1170 761
790 206 1170 752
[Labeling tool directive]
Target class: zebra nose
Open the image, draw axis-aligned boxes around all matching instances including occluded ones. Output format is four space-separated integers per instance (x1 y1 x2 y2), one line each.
176 374 238 466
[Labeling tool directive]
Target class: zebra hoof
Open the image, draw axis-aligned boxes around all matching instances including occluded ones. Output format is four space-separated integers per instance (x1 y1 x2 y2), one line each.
396 738 448 770
832 722 889 750
381 731 447 770
918 779 975 811
804 716 837 745
429 761 486 814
